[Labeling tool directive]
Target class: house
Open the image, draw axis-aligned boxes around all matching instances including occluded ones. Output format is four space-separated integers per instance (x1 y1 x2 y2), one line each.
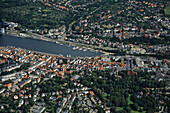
28 94 32 98
41 93 46 97
19 94 24 98
37 77 41 82
4 83 12 88
14 95 18 100
105 110 111 113
58 95 62 98
89 91 94 97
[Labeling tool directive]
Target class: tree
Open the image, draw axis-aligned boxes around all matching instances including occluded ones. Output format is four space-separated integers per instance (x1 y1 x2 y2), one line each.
124 106 131 113
146 109 155 113
131 103 138 111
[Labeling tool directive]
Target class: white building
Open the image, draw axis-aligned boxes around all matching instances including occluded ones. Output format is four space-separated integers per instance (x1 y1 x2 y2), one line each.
18 100 24 107
1 28 5 34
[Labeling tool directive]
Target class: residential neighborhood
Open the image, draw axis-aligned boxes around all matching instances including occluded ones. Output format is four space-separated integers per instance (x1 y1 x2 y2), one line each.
0 0 170 113
0 46 169 112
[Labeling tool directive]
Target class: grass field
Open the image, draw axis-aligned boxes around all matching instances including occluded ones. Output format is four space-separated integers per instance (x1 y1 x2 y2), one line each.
164 5 170 15
128 94 133 105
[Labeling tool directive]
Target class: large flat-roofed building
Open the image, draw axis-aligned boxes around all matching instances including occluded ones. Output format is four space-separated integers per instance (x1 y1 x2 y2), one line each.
30 103 46 113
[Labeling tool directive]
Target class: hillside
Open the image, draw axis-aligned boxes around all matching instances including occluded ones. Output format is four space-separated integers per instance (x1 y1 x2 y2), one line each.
164 5 170 15
0 0 72 29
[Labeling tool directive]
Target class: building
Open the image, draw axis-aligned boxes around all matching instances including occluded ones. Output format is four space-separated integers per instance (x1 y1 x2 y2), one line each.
18 100 24 107
0 28 5 34
30 103 46 113
18 78 32 88
0 89 5 94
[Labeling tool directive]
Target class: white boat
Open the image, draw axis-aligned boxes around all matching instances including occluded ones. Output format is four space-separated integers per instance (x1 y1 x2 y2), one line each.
73 47 76 50
79 48 82 50
83 49 87 51
59 54 63 57
90 49 95 52
67 54 71 57
73 46 79 50
75 46 79 49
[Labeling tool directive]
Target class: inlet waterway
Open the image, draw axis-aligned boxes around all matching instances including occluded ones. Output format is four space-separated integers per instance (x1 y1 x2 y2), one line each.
0 35 102 57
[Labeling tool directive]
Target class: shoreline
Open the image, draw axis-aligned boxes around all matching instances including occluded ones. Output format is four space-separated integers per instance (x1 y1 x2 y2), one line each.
0 46 60 57
0 46 94 59
3 31 114 56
